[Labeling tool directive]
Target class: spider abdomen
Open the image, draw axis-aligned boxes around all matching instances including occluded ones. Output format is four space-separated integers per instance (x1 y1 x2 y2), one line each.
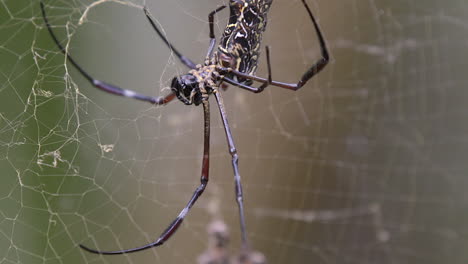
217 0 273 82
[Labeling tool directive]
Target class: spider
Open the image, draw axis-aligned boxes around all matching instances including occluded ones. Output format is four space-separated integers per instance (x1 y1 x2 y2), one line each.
40 0 329 255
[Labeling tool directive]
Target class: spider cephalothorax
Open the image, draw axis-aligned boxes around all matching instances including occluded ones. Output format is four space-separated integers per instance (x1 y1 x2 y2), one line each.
171 65 221 105
171 74 203 105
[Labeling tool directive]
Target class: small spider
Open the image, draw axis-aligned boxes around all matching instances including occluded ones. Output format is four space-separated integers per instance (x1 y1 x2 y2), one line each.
40 0 329 256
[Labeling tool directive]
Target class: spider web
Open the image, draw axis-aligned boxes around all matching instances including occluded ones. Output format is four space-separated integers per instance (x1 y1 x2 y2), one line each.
1 0 468 263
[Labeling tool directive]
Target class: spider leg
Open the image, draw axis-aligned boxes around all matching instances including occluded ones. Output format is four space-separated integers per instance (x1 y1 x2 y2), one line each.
205 5 227 62
80 99 211 255
40 2 175 105
143 8 197 69
225 0 329 91
213 91 249 252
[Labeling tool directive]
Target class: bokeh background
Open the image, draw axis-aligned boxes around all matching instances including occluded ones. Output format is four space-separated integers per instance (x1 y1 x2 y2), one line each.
1 0 467 263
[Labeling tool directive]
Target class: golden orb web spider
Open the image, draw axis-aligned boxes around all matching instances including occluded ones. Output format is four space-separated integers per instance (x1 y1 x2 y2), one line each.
40 0 329 256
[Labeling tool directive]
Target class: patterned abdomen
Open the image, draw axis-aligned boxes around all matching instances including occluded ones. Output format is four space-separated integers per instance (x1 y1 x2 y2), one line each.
217 0 273 83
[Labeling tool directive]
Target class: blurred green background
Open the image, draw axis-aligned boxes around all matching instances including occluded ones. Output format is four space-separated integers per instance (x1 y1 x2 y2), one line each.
1 0 468 263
